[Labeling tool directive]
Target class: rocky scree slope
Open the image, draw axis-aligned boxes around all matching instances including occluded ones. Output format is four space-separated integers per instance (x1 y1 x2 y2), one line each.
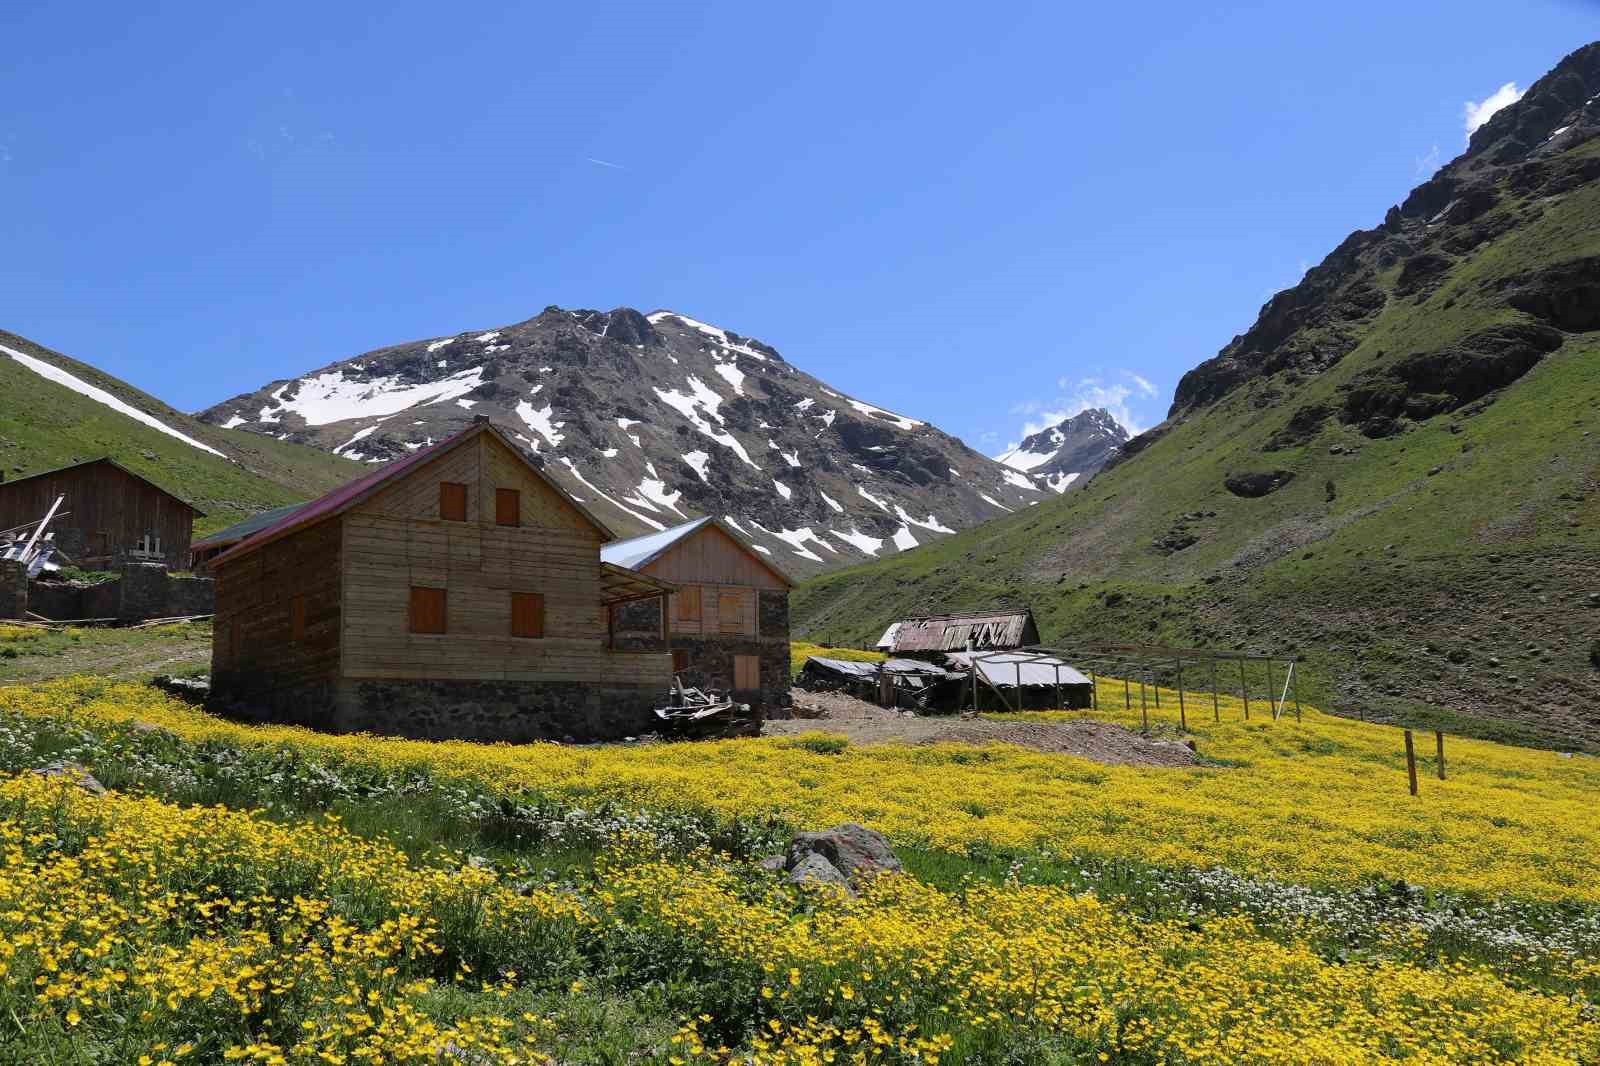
794 41 1600 750
0 330 363 535
200 309 1044 576
995 408 1129 492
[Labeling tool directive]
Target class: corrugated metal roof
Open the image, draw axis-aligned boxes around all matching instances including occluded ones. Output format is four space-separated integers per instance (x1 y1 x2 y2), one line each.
600 516 713 571
192 503 306 549
945 651 1092 689
874 622 902 649
889 610 1033 653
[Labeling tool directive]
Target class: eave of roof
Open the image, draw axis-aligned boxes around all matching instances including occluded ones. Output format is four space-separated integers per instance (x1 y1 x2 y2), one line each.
191 502 306 549
210 420 614 568
0 456 205 516
600 515 795 588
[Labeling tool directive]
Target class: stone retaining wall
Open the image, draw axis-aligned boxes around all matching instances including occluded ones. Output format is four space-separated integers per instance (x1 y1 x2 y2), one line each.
24 563 214 622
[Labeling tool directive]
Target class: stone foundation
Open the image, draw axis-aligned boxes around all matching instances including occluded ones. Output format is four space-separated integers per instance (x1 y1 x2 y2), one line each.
0 560 27 620
334 677 665 742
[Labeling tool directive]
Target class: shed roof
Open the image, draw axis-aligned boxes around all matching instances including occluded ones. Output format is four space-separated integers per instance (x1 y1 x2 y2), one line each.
211 419 614 568
0 456 204 515
600 515 794 587
191 503 305 549
885 609 1035 653
945 650 1092 689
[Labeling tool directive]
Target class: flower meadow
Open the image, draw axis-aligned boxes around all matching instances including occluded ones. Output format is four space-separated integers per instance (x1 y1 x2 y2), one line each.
0 673 1597 1063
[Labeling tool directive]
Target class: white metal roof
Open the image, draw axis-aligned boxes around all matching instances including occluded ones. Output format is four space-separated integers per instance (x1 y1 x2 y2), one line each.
875 622 902 649
945 651 1092 688
599 516 713 571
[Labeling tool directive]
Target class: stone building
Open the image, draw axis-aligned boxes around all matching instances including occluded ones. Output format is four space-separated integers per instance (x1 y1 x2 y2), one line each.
0 457 202 570
209 418 676 742
602 516 793 712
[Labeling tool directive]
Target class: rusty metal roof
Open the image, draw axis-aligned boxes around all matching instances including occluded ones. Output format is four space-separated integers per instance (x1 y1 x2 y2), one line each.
885 609 1035 653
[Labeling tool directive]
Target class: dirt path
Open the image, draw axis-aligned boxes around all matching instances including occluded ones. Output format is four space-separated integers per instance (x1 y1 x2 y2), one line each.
767 690 1200 768
0 624 211 687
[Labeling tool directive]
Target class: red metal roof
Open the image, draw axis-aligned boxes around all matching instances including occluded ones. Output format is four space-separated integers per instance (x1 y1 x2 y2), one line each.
211 420 613 568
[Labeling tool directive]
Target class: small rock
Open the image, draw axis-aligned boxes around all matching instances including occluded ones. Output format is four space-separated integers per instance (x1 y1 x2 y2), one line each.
787 853 852 892
756 855 786 873
466 855 493 870
32 761 106 796
1427 466 1443 476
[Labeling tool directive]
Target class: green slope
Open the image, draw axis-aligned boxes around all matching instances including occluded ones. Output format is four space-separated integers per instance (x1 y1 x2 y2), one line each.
0 330 363 536
795 52 1600 751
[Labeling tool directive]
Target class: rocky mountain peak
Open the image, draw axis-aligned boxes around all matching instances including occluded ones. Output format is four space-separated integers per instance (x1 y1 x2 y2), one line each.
199 305 1045 575
994 407 1129 494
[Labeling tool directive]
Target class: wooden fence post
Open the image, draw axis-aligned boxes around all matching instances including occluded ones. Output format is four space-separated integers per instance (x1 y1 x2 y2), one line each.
1291 662 1302 722
1123 675 1131 713
1211 659 1220 723
1090 670 1098 712
1140 674 1149 733
1240 659 1250 721
1053 664 1062 712
1404 730 1419 796
1176 658 1187 732
1435 730 1446 780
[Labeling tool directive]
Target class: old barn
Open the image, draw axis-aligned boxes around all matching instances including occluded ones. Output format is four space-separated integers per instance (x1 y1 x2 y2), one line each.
875 608 1040 657
0 457 202 570
209 418 677 742
602 516 793 712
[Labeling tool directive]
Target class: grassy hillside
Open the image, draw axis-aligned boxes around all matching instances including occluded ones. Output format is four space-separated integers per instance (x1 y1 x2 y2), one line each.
795 118 1600 751
0 329 362 535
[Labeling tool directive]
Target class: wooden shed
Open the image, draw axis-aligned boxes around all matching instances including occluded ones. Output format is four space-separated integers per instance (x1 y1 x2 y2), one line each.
209 418 677 742
602 516 793 712
0 457 202 570
875 608 1040 657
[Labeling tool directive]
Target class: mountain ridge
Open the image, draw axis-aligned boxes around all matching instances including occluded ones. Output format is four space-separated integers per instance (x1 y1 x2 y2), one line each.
792 40 1600 750
198 305 1062 576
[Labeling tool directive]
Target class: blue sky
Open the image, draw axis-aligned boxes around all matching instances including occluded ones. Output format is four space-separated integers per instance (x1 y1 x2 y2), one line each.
2 2 1595 453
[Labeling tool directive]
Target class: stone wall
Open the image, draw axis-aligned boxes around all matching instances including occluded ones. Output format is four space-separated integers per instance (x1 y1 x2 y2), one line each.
22 563 214 622
0 560 26 620
611 596 669 653
333 678 664 742
662 588 791 713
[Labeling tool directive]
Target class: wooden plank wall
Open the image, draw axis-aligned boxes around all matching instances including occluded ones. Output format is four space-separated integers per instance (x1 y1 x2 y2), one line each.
212 517 342 706
645 525 784 638
340 433 670 686
0 460 195 568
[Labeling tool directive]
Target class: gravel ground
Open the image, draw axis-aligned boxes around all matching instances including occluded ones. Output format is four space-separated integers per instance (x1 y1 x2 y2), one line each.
767 690 1200 768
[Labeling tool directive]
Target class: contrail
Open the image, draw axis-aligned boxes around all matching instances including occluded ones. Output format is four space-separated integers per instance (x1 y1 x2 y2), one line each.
585 157 626 170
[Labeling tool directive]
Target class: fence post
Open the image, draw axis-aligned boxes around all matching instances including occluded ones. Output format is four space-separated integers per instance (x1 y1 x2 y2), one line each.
1290 662 1302 722
1090 670 1098 712
1404 730 1419 796
1435 730 1446 780
1123 675 1131 713
1240 659 1250 721
1053 664 1062 712
1140 673 1149 733
1176 658 1187 732
1211 659 1220 723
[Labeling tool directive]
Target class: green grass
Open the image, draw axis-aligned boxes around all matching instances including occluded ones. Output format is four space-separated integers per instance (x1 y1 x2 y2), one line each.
793 143 1600 750
0 328 363 536
788 640 886 677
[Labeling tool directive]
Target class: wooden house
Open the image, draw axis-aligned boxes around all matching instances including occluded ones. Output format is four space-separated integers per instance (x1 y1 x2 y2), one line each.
189 503 303 570
602 516 793 712
209 418 677 742
0 457 202 570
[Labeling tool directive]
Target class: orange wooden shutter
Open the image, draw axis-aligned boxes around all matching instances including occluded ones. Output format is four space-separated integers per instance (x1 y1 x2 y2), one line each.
734 655 760 690
671 649 690 673
495 488 520 526
439 482 468 522
290 594 306 642
675 586 702 621
409 587 447 634
511 592 545 638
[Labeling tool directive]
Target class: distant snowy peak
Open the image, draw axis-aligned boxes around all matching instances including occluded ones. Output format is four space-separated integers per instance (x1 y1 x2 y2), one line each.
199 304 1043 577
995 407 1129 493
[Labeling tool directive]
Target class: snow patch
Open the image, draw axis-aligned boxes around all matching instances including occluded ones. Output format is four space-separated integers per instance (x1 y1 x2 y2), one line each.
475 331 500 343
891 525 919 551
819 490 844 514
995 444 1059 472
748 520 832 562
2 345 226 457
515 398 565 449
221 414 246 429
601 447 619 458
654 376 760 468
773 479 792 501
978 493 1013 512
274 365 486 425
847 399 923 431
682 451 711 482
631 476 685 517
893 505 955 534
828 527 883 556
335 424 379 457
427 339 455 353
646 311 769 361
780 448 801 468
1045 471 1081 493
712 359 745 396
455 399 477 410
557 458 664 530
856 484 893 514
1001 468 1041 492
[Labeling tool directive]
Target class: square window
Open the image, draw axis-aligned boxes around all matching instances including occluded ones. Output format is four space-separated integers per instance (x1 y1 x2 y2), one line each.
675 586 702 622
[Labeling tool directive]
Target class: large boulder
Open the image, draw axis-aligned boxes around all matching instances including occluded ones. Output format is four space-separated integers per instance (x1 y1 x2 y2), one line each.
785 823 903 886
1224 470 1296 498
786 853 852 891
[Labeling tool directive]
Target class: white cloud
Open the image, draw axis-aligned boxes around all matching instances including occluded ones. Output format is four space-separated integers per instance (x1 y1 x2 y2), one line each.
1463 82 1523 139
1129 373 1157 399
1414 143 1440 176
